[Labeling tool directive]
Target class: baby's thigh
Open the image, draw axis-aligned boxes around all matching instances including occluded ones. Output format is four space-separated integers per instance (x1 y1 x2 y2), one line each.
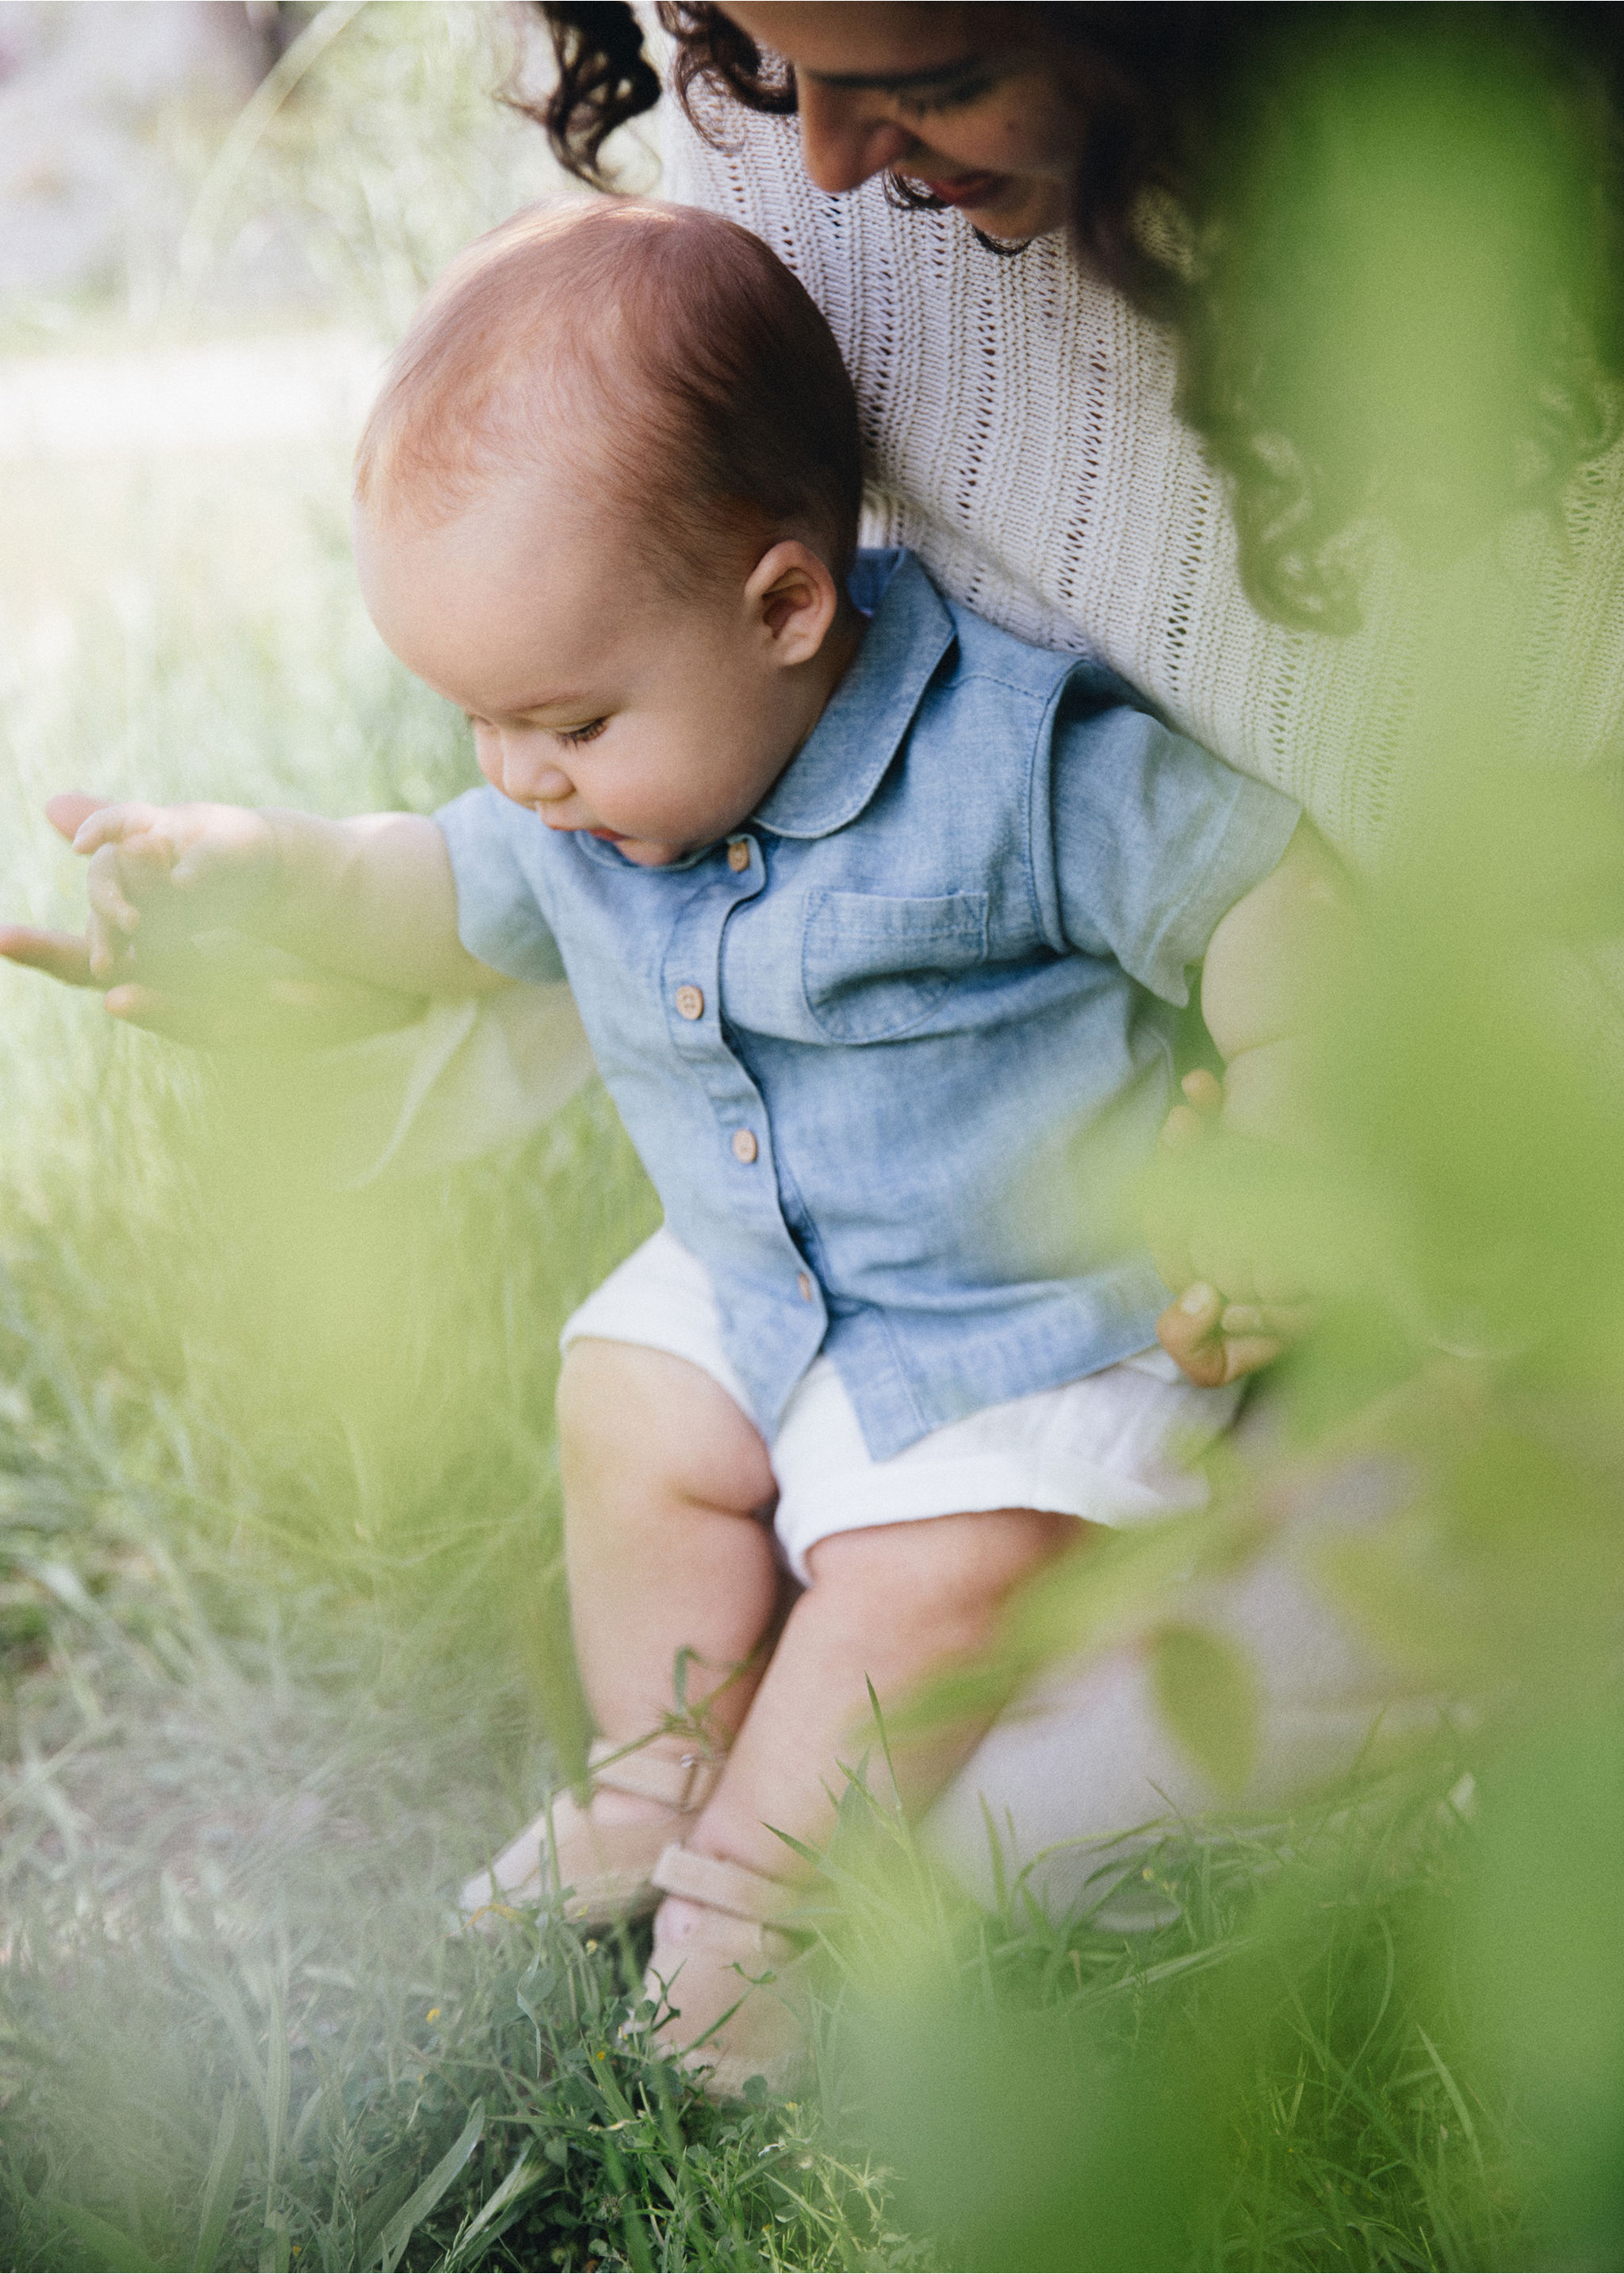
803 1506 1078 1656
557 1336 776 1521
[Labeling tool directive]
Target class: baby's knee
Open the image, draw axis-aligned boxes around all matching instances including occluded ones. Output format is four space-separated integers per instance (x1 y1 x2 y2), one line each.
557 1336 775 1516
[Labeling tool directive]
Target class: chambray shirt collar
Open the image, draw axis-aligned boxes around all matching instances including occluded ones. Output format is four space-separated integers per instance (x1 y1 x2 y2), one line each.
752 549 956 842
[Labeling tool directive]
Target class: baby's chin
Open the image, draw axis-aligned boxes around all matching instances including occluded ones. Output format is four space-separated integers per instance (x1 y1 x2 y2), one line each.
584 826 686 868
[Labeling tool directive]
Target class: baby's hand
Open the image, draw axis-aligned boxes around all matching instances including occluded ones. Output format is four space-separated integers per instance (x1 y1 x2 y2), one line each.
1147 1068 1313 1387
72 797 282 980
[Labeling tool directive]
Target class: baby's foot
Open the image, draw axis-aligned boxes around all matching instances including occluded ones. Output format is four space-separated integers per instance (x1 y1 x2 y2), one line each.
634 1848 814 2102
458 1737 722 1931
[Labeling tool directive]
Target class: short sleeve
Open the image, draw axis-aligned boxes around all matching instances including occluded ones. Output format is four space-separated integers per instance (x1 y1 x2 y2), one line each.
435 785 568 987
1048 677 1301 1005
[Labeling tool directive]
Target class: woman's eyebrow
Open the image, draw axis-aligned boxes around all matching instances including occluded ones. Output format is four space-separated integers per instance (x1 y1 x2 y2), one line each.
799 55 990 94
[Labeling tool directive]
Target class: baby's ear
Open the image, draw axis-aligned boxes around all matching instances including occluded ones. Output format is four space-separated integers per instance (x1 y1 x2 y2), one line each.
746 541 841 665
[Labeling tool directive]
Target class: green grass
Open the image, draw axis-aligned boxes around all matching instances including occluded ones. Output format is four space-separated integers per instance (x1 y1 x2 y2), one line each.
0 6 1614 2268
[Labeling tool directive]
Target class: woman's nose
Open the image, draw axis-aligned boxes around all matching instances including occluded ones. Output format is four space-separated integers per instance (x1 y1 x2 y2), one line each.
795 80 915 193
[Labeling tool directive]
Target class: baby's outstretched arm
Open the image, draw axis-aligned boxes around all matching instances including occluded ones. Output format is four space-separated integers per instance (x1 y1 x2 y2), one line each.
68 798 507 1005
0 796 431 1046
1149 818 1350 1386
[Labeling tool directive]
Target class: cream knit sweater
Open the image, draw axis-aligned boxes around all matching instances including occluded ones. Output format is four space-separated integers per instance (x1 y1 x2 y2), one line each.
665 102 1624 872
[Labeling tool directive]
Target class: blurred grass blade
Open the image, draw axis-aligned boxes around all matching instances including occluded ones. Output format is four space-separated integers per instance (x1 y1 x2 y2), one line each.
44 2202 159 2273
174 0 368 302
438 2148 540 2272
373 2100 485 2273
1149 1621 1261 1796
193 2092 248 2271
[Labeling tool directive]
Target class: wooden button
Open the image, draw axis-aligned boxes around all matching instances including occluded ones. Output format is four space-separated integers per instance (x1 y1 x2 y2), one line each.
730 1128 759 1164
674 984 704 1020
727 838 751 873
796 1272 814 1303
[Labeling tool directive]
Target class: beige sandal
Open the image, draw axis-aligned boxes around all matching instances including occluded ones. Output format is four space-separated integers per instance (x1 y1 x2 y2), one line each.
636 1843 818 2101
458 1739 723 1931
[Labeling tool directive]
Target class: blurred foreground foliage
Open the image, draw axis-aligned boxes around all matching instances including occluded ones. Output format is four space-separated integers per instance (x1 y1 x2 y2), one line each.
2 4 1624 2271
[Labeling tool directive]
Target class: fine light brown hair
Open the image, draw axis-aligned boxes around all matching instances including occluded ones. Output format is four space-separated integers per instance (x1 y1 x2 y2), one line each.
354 197 864 594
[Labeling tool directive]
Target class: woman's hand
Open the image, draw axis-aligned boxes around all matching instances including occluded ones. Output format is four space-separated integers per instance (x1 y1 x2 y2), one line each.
1148 1068 1314 1387
0 795 426 1049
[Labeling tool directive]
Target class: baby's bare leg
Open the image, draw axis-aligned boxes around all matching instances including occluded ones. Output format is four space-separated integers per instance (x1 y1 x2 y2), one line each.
676 1508 1084 1888
557 1338 781 1782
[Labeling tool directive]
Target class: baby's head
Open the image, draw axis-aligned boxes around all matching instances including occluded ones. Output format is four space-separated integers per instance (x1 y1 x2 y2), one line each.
354 198 864 866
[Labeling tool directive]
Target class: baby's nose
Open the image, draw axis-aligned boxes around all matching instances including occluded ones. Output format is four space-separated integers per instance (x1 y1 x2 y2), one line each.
522 762 574 803
492 742 573 805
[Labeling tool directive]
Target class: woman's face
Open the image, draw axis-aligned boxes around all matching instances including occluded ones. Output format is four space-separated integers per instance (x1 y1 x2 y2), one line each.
718 3 1073 243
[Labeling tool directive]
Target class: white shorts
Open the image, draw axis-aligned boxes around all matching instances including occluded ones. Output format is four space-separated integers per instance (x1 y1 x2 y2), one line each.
561 1228 1240 1582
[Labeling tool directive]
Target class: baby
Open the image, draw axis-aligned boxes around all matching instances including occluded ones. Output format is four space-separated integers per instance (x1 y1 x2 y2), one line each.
55 200 1331 2096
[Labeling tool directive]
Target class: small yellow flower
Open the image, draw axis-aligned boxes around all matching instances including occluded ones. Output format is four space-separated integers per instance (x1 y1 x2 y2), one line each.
426 2007 441 2023
596 2049 607 2060
585 1938 599 1953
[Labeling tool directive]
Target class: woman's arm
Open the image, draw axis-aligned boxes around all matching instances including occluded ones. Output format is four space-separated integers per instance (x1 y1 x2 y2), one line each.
1150 819 1349 1386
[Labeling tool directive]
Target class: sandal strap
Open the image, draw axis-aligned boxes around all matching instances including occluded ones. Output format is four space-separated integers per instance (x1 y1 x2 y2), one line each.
588 1738 722 1812
651 1842 800 1923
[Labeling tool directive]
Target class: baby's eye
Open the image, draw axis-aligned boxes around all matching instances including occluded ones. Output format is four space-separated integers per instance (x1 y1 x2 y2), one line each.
555 719 609 748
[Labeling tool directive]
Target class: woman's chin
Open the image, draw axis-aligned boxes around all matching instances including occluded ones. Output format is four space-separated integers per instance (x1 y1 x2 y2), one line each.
907 174 1068 244
967 187 1069 243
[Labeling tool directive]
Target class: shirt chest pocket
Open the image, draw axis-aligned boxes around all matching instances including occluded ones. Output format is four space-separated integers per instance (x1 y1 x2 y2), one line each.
801 889 990 1043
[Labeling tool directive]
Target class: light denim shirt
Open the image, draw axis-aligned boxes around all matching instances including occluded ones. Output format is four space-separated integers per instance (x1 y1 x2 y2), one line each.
438 550 1300 1459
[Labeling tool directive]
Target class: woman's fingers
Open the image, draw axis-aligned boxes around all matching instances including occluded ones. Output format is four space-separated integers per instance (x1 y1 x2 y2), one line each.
1208 1333 1286 1384
1180 1067 1224 1114
1157 1099 1207 1152
1157 1279 1294 1386
1156 1280 1225 1382
0 924 97 987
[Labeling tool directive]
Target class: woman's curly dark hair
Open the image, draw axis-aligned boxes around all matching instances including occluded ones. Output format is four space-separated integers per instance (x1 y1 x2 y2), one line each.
516 2 1624 635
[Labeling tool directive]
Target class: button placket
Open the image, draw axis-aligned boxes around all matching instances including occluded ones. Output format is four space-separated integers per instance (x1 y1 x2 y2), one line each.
653 840 825 1392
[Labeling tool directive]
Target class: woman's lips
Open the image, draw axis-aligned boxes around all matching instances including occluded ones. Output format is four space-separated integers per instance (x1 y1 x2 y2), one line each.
910 169 1008 209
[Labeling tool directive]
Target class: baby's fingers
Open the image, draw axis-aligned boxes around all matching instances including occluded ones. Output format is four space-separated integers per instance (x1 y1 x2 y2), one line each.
85 842 143 934
0 924 96 987
71 802 166 857
44 792 109 845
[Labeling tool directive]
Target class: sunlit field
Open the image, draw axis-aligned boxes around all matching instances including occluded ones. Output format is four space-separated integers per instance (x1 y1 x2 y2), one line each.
2 8 1622 2271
